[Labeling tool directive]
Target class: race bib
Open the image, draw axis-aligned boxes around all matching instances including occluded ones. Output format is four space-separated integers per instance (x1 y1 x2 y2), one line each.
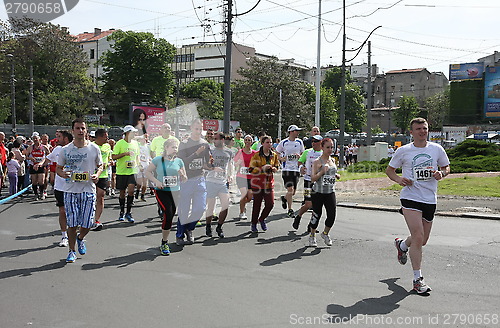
126 161 135 168
214 170 226 180
287 154 299 161
239 167 249 175
414 167 434 181
163 175 178 187
140 155 147 162
303 188 312 197
322 174 336 185
34 157 44 163
189 158 203 170
72 172 90 182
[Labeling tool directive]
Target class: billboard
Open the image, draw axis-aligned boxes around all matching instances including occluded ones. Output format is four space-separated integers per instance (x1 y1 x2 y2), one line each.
129 104 166 138
202 119 240 132
484 66 500 118
449 62 484 81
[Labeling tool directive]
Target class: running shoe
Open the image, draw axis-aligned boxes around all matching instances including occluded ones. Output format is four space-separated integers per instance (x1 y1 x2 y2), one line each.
186 230 194 244
195 220 202 227
394 238 408 265
125 213 135 223
238 212 248 220
159 243 170 256
308 235 318 247
251 224 258 233
59 237 69 247
76 236 86 255
287 209 295 218
140 194 146 202
110 189 116 196
118 212 125 221
135 189 139 199
292 215 301 230
66 251 77 263
216 225 224 238
176 237 184 246
260 220 268 231
281 196 287 209
91 221 103 231
413 277 432 294
206 224 213 237
320 232 333 246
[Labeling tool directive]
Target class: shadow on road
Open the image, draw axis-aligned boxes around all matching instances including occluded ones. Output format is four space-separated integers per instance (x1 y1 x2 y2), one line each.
326 278 412 322
0 243 58 258
0 260 66 280
260 246 322 266
81 248 159 270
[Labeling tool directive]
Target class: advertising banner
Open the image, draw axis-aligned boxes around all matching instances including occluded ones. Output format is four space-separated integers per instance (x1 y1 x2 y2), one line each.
130 105 166 138
449 62 484 81
202 119 240 132
484 66 500 118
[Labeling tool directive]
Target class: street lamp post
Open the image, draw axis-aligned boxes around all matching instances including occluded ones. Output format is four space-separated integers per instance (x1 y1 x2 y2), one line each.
6 54 16 135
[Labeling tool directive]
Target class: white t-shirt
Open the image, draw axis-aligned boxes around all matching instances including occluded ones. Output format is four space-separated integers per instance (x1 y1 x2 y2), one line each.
276 138 304 172
388 142 450 204
47 146 65 191
57 141 103 194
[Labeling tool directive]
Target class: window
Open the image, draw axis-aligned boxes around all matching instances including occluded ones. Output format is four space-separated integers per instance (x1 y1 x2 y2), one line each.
410 84 415 91
411 74 415 79
390 76 394 80
400 85 403 92
90 49 95 59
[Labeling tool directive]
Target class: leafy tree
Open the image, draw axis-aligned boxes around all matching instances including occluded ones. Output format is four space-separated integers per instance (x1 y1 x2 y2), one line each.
232 57 313 138
304 84 338 132
426 88 450 130
181 79 224 120
99 30 176 120
334 82 366 132
393 95 419 134
0 18 93 125
322 66 352 92
371 125 383 134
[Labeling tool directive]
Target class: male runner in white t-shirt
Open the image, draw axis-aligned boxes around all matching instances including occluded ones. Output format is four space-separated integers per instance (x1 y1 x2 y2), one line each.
276 125 305 217
386 117 450 294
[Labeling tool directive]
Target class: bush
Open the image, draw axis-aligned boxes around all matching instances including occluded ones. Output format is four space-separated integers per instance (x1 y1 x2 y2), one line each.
347 159 400 173
447 140 499 159
450 155 500 173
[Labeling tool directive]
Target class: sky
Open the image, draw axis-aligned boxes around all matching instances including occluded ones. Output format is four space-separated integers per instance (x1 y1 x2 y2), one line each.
1 0 499 79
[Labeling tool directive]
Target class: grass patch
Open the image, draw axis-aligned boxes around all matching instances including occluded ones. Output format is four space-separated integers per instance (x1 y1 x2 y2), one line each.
383 176 500 197
338 171 388 181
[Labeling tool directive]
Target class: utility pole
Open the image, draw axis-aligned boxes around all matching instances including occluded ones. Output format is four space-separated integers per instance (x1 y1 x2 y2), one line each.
366 41 372 146
29 65 34 136
7 54 16 135
339 0 346 167
314 0 322 128
223 0 233 134
278 89 283 139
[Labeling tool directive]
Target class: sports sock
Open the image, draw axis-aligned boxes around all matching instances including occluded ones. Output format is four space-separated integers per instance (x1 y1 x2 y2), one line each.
126 195 134 213
400 240 408 252
161 239 168 245
62 231 67 238
119 197 125 212
413 270 422 281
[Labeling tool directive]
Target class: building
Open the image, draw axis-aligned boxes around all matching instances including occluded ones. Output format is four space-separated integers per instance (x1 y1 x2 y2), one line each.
478 51 500 67
73 28 116 86
373 68 448 108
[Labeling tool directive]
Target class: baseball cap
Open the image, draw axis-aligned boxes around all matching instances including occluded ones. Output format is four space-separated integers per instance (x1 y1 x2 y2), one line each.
311 135 323 141
32 132 40 138
287 125 303 132
122 125 138 134
89 131 96 138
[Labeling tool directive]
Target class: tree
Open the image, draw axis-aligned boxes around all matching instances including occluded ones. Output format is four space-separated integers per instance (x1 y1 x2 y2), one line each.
322 66 352 92
181 79 224 120
319 87 338 132
99 30 176 120
426 88 450 130
0 18 94 125
393 95 419 134
232 57 313 138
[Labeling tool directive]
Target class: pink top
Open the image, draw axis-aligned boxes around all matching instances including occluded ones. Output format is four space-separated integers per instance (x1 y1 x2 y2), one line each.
234 149 257 179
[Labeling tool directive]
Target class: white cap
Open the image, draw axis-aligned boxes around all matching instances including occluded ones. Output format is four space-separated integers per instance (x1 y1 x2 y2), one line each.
122 125 138 134
32 131 40 138
287 125 303 132
89 131 96 137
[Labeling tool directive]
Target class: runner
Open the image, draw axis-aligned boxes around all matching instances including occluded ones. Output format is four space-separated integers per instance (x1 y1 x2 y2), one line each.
40 133 52 197
108 138 117 196
308 138 340 247
92 128 112 231
6 151 20 195
386 117 450 294
145 138 187 255
48 131 62 192
135 135 151 202
45 130 73 247
204 132 234 238
233 128 244 149
303 126 321 149
293 134 324 230
233 134 257 219
149 123 179 158
248 136 280 233
24 132 50 200
111 125 140 223
276 125 305 217
176 119 212 245
56 119 103 263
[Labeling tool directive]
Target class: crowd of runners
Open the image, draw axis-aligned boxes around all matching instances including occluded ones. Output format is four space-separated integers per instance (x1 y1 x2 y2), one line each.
0 117 449 294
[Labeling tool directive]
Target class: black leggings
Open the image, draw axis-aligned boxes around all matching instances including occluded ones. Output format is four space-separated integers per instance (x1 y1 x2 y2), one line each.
309 192 336 230
154 189 179 230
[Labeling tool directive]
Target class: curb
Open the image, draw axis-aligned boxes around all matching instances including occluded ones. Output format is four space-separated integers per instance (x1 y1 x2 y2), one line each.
336 202 500 221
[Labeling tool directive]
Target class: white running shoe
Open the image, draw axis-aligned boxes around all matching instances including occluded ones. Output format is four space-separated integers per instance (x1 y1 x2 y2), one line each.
320 232 333 246
308 235 317 247
238 212 247 220
59 237 69 247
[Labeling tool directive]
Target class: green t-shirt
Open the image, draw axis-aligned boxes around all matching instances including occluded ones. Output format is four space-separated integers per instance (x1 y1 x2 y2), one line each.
150 135 180 157
113 139 140 175
234 138 244 149
95 142 112 178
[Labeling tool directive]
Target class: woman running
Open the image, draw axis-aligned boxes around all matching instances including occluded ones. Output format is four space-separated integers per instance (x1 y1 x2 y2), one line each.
248 136 280 233
308 138 340 247
233 134 257 219
145 138 187 255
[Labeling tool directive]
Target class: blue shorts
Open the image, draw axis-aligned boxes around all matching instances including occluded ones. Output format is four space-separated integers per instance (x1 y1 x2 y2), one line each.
206 181 228 199
64 192 96 228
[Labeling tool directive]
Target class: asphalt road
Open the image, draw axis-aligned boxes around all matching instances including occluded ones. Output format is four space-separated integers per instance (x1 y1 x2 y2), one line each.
1 193 500 328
